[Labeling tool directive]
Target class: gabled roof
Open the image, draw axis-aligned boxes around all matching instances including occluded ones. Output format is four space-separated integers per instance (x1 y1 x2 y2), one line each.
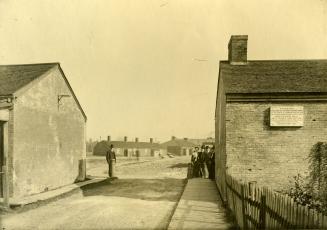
160 139 196 148
219 60 327 94
0 63 87 121
0 63 57 96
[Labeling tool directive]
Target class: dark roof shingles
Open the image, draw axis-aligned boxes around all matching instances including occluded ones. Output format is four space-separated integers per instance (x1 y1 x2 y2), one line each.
160 139 196 148
0 63 57 95
107 141 162 149
220 60 327 94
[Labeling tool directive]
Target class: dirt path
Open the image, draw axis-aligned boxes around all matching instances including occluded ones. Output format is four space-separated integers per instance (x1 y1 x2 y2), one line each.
87 155 190 179
1 156 189 230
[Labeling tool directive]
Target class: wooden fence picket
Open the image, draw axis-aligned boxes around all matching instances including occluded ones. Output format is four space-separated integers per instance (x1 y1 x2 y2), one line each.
301 204 305 228
304 205 308 228
314 209 319 229
323 212 327 229
319 212 323 228
310 208 315 228
277 193 281 228
223 173 327 229
287 195 291 228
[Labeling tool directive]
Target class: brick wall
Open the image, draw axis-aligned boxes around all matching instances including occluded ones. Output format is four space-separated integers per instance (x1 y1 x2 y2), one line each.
167 146 182 156
12 66 86 198
215 76 227 200
225 101 327 191
228 36 247 64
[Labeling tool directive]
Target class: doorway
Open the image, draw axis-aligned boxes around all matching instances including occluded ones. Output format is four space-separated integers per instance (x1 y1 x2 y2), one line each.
0 122 4 197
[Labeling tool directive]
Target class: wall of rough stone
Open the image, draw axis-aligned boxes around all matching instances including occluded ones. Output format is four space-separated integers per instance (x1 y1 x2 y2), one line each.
225 101 327 191
12 66 86 198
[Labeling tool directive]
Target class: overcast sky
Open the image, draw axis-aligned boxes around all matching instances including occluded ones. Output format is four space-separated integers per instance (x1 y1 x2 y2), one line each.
1 0 327 142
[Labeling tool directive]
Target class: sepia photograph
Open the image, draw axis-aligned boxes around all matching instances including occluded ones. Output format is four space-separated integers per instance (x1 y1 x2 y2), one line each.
0 0 327 229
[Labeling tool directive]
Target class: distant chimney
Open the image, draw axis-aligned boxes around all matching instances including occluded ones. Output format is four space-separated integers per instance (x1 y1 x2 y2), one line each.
124 136 128 142
150 138 153 143
184 137 188 141
135 137 139 142
171 136 176 140
107 136 111 142
228 35 248 65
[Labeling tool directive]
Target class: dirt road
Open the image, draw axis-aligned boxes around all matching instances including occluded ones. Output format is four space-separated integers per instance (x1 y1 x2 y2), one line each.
1 156 190 229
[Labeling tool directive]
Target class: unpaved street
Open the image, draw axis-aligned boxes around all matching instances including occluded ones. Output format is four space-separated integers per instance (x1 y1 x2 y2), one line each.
1 156 189 229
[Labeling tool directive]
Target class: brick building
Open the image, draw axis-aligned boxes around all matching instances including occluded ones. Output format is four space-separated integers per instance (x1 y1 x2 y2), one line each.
188 137 215 148
161 137 196 156
0 63 87 199
215 35 327 200
93 136 166 158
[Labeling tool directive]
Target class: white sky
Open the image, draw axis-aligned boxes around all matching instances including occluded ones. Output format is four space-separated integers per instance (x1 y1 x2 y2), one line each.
0 0 327 142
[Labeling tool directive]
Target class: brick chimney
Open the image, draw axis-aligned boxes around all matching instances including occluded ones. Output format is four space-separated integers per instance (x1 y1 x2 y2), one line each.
135 137 139 142
150 138 153 143
124 136 128 142
228 35 248 65
107 136 111 142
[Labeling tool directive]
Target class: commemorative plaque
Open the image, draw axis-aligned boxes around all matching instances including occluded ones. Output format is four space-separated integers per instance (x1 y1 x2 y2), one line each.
270 106 304 127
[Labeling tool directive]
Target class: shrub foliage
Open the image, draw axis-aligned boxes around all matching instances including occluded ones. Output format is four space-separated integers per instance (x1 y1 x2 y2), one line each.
286 142 327 215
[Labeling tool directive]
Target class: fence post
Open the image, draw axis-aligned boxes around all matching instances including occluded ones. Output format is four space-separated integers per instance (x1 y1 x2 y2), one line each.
2 165 9 208
249 181 256 200
259 192 266 229
241 184 248 230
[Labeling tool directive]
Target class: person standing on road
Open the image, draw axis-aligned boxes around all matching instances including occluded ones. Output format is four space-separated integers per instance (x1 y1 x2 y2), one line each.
200 145 209 179
198 146 204 178
106 144 117 178
191 147 200 177
205 146 211 179
209 146 215 180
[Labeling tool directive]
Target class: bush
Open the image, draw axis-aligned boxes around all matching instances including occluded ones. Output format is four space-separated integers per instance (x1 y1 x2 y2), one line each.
308 142 327 198
281 142 327 215
286 174 327 215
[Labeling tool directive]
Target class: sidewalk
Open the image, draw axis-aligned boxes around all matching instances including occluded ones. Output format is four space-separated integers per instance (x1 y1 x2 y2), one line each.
0 177 106 209
168 178 237 230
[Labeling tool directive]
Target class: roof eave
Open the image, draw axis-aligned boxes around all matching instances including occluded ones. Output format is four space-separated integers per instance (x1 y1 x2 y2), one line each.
226 92 327 101
57 64 87 122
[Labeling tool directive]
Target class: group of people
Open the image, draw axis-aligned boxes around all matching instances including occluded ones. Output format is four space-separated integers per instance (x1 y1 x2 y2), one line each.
190 145 215 179
106 143 214 180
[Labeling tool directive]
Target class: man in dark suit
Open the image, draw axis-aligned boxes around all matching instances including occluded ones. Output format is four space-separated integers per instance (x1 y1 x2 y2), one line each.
208 146 215 179
106 144 116 178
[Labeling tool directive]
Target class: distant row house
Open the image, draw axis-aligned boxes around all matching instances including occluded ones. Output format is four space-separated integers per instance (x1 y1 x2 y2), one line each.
93 136 167 157
93 136 214 157
160 136 214 156
160 137 196 156
188 137 215 148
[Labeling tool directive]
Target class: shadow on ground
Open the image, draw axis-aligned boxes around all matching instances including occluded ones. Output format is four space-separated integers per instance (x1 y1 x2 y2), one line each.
168 163 189 169
81 178 187 202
